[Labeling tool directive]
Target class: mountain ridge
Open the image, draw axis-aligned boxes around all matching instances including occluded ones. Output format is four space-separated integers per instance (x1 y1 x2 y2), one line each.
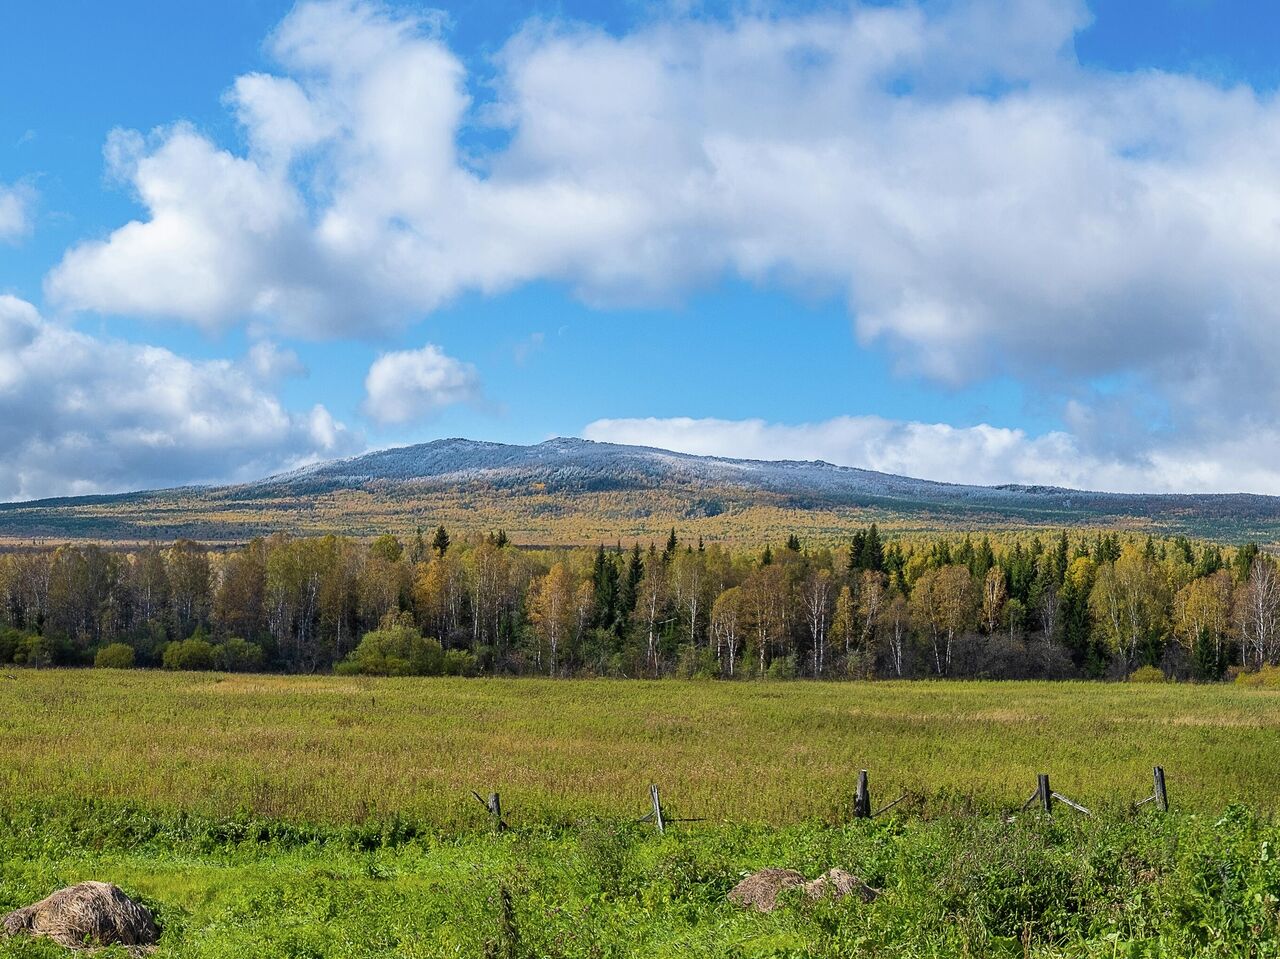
1 436 1277 544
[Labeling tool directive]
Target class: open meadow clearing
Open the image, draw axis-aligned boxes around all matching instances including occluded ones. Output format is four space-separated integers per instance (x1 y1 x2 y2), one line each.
1 671 1279 823
3 673 1280 956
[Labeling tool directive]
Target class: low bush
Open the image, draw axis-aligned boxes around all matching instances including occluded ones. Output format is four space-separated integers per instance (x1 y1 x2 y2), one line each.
95 643 136 669
1129 664 1166 683
212 637 264 672
442 649 476 677
0 627 19 663
11 634 52 667
337 613 444 676
1235 664 1280 688
766 654 798 680
162 638 215 671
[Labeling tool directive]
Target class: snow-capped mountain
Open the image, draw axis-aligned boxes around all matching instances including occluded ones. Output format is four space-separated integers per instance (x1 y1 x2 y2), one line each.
2 437 1278 542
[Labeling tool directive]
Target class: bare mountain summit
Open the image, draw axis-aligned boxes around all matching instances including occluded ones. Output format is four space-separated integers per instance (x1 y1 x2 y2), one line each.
1 437 1277 544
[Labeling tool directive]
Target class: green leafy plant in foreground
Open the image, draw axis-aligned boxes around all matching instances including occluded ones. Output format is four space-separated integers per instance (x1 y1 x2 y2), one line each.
2 802 1280 958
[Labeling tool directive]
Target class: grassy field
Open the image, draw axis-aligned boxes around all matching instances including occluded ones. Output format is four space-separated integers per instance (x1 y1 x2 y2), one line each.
4 802 1279 958
4 672 1280 957
1 672 1279 824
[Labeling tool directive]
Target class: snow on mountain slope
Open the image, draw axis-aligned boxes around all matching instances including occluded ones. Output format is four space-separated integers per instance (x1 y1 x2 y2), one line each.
3 436 1279 542
251 437 1276 518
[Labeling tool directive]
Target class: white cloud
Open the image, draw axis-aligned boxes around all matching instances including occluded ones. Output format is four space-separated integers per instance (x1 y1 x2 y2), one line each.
245 340 307 381
37 0 1280 489
0 296 361 501
0 181 35 242
48 126 308 331
41 0 1200 363
363 343 480 424
582 415 1280 496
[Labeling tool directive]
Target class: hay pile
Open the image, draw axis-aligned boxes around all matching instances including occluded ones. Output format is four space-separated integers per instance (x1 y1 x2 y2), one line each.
3 881 159 951
802 868 878 904
727 869 806 912
729 867 878 913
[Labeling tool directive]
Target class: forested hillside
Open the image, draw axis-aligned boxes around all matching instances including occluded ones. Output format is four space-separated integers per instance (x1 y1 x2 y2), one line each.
4 438 1280 543
3 524 1275 683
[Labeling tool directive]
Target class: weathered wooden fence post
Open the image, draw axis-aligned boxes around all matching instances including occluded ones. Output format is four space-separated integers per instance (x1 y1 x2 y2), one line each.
1153 766 1168 812
649 784 665 834
854 769 871 819
472 790 507 831
1037 774 1053 814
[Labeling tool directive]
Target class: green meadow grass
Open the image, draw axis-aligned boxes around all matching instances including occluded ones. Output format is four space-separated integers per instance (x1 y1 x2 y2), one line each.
0 671 1278 825
4 672 1280 957
2 801 1279 958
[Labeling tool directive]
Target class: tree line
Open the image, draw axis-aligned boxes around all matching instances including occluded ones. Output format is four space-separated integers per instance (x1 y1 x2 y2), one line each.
0 525 1276 681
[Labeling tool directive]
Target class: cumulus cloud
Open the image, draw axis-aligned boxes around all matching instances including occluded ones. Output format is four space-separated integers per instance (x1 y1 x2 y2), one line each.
0 296 360 501
0 181 35 242
363 343 481 423
245 340 307 381
582 415 1280 496
39 0 1280 489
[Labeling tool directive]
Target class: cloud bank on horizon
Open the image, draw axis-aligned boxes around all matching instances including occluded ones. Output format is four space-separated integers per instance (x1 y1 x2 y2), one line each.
5 0 1280 498
0 296 359 500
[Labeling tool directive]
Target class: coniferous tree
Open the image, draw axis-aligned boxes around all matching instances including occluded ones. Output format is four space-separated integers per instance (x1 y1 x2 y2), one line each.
1235 543 1261 582
1054 531 1070 584
431 525 451 557
848 531 867 572
618 545 643 624
591 546 618 630
860 524 884 572
974 535 995 579
1195 544 1223 578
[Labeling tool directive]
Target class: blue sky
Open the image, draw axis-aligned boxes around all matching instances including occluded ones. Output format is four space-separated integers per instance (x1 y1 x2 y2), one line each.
2 0 1280 499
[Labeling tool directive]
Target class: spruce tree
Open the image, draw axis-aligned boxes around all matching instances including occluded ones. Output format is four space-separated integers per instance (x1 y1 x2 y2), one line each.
861 523 884 572
431 525 450 556
848 531 867 572
1054 531 1069 583
618 544 644 620
974 535 995 578
1235 543 1260 582
591 545 619 630
663 528 678 562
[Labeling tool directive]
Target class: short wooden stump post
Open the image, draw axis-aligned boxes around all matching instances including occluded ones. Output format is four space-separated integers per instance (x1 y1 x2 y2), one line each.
854 770 871 819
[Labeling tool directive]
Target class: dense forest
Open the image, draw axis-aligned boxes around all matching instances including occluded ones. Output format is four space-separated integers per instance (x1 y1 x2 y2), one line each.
0 525 1276 682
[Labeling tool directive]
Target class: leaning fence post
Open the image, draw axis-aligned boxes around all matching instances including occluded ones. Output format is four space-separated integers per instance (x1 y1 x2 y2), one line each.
649 784 665 834
854 769 871 819
471 790 507 831
1037 774 1053 814
1153 766 1168 812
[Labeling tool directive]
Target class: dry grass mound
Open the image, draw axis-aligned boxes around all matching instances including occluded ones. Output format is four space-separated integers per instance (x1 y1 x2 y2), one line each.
803 868 878 903
727 869 806 912
3 881 159 951
729 867 879 913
